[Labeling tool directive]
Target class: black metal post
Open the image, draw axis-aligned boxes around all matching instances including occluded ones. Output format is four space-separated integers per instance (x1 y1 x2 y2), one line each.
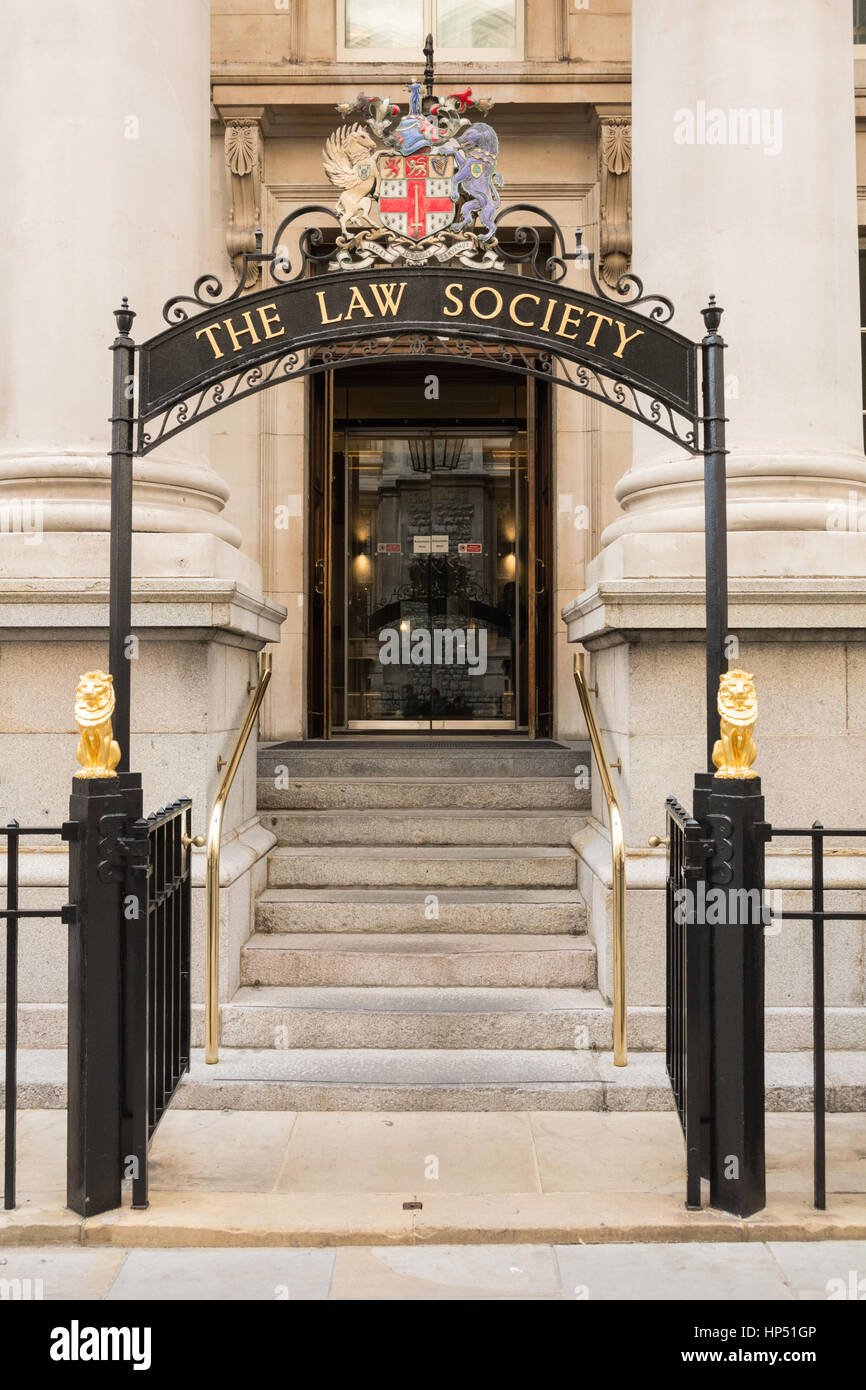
690 772 714 1193
119 807 150 1211
701 298 728 772
811 821 826 1211
67 772 140 1217
4 821 19 1210
109 299 136 774
705 775 766 1218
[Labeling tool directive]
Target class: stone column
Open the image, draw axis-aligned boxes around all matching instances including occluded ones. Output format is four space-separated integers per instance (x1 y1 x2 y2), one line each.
0 0 245 560
0 2 284 1045
599 0 866 567
563 0 866 1041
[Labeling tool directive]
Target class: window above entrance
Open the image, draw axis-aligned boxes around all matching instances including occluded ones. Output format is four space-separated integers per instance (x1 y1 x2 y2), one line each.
340 1 523 62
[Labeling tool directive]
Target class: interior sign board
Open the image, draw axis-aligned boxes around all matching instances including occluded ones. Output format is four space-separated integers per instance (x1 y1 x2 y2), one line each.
458 543 483 554
377 542 401 553
413 535 449 554
139 266 699 423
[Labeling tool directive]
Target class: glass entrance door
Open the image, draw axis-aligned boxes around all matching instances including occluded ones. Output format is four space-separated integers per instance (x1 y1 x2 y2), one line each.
334 429 525 730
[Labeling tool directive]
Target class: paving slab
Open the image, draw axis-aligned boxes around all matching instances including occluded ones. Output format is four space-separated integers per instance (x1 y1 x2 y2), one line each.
0 1247 126 1299
554 1241 792 1300
530 1111 686 1193
274 1111 540 1194
106 1247 336 1301
765 1114 866 1195
3 1111 865 1249
148 1111 298 1193
766 1240 866 1299
329 1243 561 1300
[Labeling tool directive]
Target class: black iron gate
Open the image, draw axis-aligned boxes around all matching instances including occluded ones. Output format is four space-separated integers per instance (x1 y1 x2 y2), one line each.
756 819 866 1210
66 775 193 1215
3 820 78 1210
662 771 768 1218
3 775 194 1215
663 795 711 1211
122 799 193 1210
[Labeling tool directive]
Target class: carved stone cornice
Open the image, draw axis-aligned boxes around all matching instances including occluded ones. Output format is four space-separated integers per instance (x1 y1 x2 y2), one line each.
596 111 631 288
225 118 263 288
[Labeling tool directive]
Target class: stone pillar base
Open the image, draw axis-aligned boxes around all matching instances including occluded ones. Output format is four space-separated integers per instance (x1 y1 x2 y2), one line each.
563 576 866 1022
0 572 285 1027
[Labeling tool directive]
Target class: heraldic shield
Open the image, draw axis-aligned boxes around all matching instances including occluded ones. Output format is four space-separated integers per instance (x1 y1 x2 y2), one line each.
376 152 456 241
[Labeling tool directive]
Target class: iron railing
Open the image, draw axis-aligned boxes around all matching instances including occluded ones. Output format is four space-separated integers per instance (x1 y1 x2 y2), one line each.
661 795 712 1210
2 819 77 1210
573 653 627 1065
123 798 194 1209
759 820 866 1210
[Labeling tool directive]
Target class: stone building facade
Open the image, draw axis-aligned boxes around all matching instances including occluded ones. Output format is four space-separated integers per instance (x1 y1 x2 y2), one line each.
1 0 864 1104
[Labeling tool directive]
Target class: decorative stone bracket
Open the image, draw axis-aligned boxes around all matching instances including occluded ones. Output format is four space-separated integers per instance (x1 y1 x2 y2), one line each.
225 119 263 289
597 112 631 288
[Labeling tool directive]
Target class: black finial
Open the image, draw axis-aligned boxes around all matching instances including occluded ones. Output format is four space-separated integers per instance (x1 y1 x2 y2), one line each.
424 33 434 100
114 296 136 337
702 293 724 334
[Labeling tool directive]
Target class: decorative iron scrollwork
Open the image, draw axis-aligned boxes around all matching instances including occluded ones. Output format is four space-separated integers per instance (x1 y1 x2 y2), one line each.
161 203 678 327
493 205 675 324
140 329 698 458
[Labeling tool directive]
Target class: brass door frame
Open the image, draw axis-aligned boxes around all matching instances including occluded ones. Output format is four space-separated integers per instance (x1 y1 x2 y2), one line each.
307 371 333 737
308 370 554 738
527 377 538 737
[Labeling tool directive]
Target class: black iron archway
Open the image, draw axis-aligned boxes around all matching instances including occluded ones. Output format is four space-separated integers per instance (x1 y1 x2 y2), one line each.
108 206 728 768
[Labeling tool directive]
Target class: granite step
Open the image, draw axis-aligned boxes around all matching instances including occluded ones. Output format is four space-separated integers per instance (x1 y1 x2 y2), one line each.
255 888 587 935
240 932 597 989
215 985 605 1050
260 808 586 847
177 1047 866 1113
257 776 588 812
258 744 586 781
267 845 579 890
6 1049 865 1113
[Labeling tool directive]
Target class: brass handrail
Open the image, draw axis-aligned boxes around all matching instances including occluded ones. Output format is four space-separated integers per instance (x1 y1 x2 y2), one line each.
573 651 627 1066
205 649 272 1064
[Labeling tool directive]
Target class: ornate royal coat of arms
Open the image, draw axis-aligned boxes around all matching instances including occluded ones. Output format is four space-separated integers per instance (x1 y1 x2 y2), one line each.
323 79 504 271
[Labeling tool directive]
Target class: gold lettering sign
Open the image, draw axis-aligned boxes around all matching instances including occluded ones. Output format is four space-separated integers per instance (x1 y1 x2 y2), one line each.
142 267 695 432
190 277 650 371
196 303 287 359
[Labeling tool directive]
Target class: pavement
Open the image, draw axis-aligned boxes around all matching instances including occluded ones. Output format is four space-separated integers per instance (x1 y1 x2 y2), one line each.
2 1240 866 1300
1 1109 865 1253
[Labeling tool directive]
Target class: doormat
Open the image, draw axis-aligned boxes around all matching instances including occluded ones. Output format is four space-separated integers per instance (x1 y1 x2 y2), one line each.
264 739 574 751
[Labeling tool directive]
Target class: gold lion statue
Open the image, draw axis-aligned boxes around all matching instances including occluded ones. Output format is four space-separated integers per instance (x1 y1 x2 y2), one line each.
712 669 758 779
74 670 121 778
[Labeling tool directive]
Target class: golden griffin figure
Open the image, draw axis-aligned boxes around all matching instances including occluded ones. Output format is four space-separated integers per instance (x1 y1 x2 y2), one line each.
712 669 759 779
322 123 380 239
74 670 121 778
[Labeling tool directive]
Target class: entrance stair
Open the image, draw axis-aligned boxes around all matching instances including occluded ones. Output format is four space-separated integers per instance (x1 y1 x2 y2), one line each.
196 740 610 1109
